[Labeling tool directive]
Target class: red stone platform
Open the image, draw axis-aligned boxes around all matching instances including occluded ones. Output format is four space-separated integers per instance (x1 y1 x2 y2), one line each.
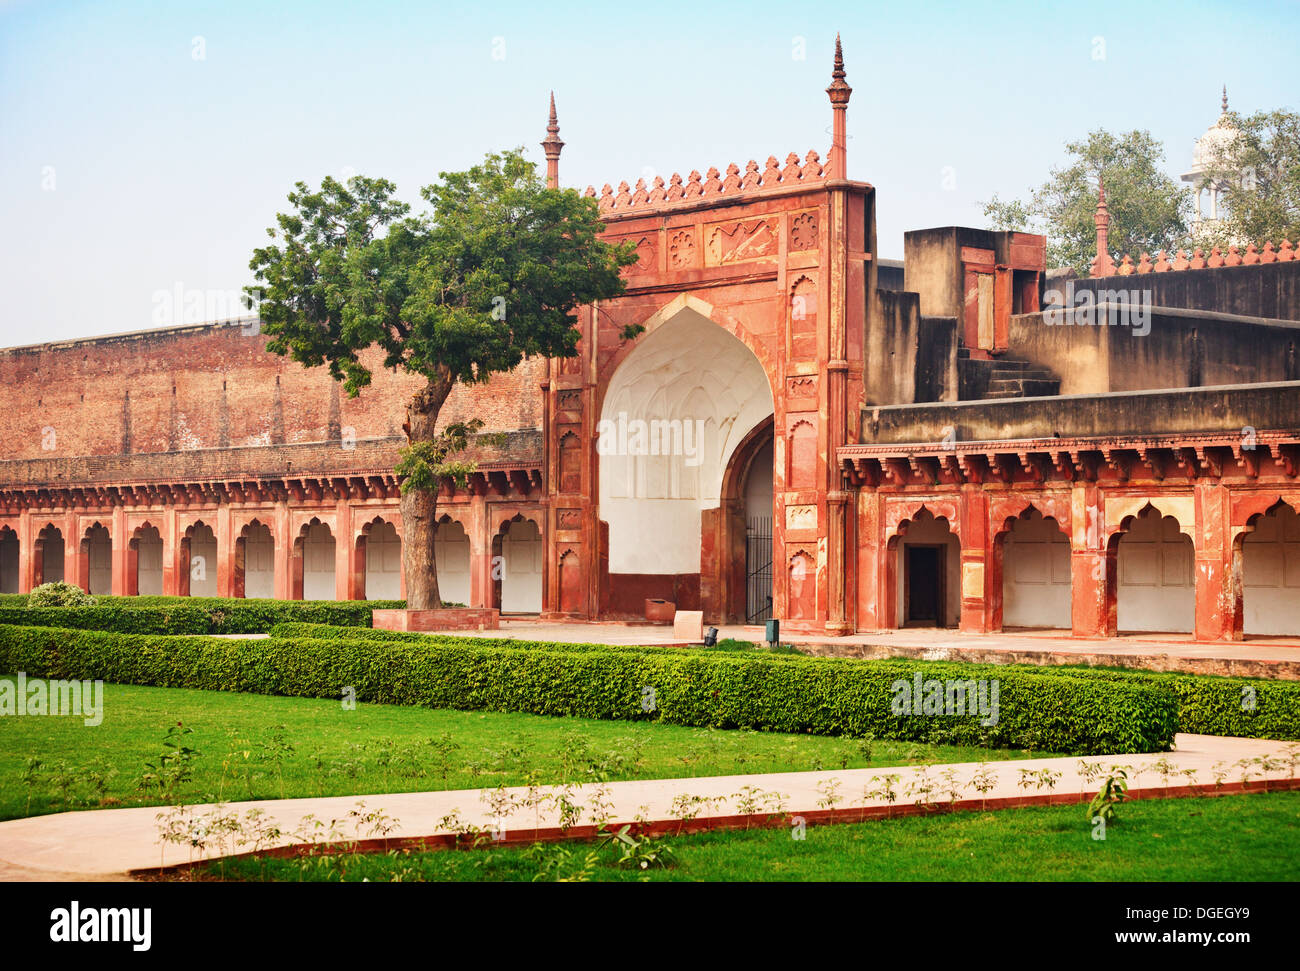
371 608 500 632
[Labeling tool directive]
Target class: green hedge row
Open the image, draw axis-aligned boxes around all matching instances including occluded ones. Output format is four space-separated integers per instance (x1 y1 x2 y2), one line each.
0 599 403 635
272 623 1300 742
0 623 1179 755
1005 664 1300 743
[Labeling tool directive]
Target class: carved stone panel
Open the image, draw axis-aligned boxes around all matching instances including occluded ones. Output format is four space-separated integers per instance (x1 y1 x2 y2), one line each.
705 217 778 266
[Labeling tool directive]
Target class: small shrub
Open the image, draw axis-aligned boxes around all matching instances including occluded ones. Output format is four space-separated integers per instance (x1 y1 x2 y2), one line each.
28 582 94 608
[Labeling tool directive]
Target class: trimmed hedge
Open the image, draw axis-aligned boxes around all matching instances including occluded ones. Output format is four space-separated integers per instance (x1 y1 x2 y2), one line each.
0 599 403 635
1006 664 1300 743
0 623 1179 755
272 623 1300 742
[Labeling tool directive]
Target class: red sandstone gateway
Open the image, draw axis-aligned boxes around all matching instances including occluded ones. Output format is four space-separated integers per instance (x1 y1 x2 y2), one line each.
1 40 1297 641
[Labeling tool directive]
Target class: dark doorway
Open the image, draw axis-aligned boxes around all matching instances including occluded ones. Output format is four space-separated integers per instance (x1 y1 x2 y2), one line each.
905 545 944 626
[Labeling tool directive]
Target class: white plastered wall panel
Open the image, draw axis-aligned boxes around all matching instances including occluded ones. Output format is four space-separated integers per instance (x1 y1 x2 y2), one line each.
365 521 402 601
500 518 543 613
1117 509 1194 633
1243 504 1300 636
599 307 774 575
1002 510 1071 629
434 520 471 607
243 524 274 599
190 524 218 597
86 527 112 595
302 522 337 601
135 528 163 596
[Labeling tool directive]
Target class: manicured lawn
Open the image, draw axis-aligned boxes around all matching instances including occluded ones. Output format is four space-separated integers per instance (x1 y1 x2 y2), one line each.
0 676 1049 821
201 790 1300 882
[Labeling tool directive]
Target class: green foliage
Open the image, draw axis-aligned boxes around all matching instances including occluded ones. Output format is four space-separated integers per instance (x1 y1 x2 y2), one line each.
138 723 201 802
28 582 95 608
1088 766 1129 824
1198 108 1300 248
246 150 639 394
394 419 505 496
0 623 1180 755
0 598 404 635
982 128 1191 274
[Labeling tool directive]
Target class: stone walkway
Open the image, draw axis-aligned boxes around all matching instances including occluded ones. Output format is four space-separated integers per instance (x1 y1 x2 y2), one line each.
453 619 1300 679
0 734 1294 880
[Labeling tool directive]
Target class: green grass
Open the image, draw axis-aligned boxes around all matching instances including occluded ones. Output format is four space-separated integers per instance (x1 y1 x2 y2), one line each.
0 676 1050 821
199 790 1300 882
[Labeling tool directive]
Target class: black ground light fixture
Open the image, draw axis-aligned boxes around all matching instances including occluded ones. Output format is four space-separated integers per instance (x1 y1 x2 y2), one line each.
765 619 780 649
703 626 718 646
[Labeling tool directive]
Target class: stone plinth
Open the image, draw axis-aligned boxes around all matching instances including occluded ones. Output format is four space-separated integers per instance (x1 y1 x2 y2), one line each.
371 608 500 632
672 609 704 641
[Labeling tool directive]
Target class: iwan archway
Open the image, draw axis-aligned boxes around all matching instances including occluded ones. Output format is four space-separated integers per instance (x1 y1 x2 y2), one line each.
598 301 774 623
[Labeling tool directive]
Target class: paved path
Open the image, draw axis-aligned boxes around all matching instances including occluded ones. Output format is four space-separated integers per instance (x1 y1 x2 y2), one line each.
1 734 1294 880
450 620 1300 679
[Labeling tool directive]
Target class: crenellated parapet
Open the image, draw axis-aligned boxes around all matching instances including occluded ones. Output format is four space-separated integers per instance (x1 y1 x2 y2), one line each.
584 150 832 216
1092 239 1298 277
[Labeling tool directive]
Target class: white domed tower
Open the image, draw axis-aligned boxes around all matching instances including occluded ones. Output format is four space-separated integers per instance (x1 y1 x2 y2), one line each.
1181 86 1240 240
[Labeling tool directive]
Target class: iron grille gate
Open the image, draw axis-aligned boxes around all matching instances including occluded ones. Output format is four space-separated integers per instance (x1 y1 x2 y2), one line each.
745 516 772 623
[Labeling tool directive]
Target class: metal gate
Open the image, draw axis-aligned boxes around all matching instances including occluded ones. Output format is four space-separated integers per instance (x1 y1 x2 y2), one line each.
745 516 772 623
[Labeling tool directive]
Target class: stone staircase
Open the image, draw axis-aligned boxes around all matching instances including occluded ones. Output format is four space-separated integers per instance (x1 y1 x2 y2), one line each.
958 347 1061 400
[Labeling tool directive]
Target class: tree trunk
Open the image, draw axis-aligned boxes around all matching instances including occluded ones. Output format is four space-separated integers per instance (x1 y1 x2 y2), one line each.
401 374 454 610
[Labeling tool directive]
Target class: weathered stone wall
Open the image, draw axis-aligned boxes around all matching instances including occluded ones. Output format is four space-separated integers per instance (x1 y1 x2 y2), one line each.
860 381 1300 444
0 322 546 465
1078 261 1300 321
1009 307 1300 396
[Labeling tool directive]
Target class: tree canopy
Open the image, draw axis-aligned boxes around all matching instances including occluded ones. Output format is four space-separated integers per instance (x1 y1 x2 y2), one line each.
244 149 639 609
1199 108 1300 248
982 129 1191 274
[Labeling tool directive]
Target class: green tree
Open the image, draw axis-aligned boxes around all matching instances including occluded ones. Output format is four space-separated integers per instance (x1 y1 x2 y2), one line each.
982 129 1191 274
245 150 638 609
1199 108 1300 248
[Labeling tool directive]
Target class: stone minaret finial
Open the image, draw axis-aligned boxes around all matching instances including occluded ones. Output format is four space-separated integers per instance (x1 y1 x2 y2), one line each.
1091 174 1117 277
826 33 852 180
541 91 564 189
1222 84 1229 114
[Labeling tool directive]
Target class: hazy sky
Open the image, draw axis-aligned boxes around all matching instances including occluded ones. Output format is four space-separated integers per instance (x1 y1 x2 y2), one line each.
2 0 1297 346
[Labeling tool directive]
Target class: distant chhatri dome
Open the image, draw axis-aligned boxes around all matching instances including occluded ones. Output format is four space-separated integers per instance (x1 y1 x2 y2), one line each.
1189 85 1239 175
1181 85 1241 239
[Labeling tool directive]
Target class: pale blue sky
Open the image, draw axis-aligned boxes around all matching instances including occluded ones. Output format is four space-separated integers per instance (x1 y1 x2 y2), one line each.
2 0 1297 345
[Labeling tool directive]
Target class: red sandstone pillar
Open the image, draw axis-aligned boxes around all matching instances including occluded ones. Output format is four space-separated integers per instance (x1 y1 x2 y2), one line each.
125 543 139 596
215 504 233 598
468 492 490 609
1069 484 1114 637
393 510 407 601
18 511 33 593
274 503 291 600
67 513 85 592
855 489 882 630
110 506 128 596
958 487 994 634
161 508 178 596
1193 481 1237 641
825 489 852 634
335 500 353 601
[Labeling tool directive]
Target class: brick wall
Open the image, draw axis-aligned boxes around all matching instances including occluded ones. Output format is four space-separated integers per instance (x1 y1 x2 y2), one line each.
1 321 547 465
